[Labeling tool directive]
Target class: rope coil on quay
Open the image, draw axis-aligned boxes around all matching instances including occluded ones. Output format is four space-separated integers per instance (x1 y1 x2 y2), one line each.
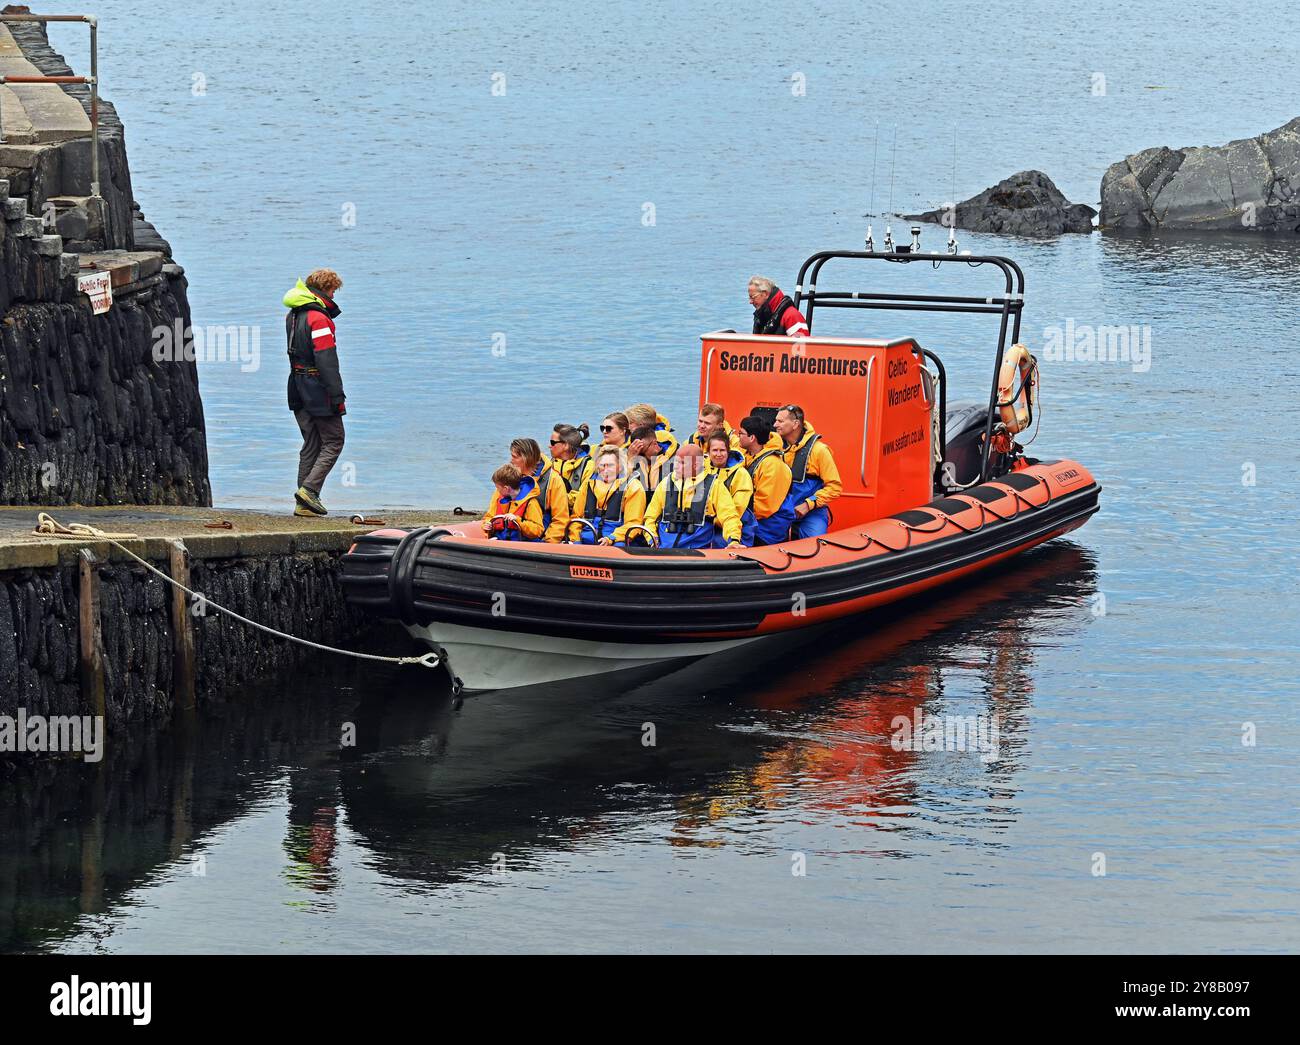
31 513 440 669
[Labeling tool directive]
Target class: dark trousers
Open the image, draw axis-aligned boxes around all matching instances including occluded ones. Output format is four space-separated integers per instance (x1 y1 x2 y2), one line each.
295 410 345 495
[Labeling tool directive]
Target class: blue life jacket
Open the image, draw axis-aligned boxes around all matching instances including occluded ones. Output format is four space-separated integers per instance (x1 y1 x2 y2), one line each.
488 477 539 541
787 433 824 510
577 477 633 544
714 453 755 547
748 448 796 544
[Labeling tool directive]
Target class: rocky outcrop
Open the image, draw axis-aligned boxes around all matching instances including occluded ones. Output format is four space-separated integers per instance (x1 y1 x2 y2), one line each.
0 16 210 505
909 170 1096 236
1099 118 1300 232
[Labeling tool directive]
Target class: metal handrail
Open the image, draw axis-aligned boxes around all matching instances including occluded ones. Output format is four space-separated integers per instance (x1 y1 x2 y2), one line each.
789 250 1027 484
0 13 100 200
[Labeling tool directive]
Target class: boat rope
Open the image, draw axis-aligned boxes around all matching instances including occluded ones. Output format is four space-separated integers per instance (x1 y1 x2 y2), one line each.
731 474 1050 572
31 513 440 669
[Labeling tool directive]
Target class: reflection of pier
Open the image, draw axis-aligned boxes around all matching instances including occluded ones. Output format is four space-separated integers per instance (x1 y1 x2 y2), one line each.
0 671 358 952
1 543 1095 952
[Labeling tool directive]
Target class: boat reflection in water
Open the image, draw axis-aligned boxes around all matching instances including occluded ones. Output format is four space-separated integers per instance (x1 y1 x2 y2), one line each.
337 541 1094 882
1 542 1094 951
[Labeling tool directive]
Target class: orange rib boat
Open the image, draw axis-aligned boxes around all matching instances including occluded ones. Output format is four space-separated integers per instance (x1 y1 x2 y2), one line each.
342 250 1100 691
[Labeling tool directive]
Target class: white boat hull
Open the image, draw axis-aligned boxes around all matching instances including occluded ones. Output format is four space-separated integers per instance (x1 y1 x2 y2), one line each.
405 621 761 692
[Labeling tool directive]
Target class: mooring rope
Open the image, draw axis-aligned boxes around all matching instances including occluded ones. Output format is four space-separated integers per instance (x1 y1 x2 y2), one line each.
32 513 440 669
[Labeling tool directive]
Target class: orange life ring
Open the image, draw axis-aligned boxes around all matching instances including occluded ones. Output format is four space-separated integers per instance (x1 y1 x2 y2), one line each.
997 343 1037 435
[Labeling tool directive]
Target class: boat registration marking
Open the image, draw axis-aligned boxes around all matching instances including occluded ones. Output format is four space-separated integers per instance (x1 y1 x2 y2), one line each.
571 565 615 581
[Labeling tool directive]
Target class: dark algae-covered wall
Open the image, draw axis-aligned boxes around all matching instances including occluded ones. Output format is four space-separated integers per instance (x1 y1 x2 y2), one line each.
0 15 209 507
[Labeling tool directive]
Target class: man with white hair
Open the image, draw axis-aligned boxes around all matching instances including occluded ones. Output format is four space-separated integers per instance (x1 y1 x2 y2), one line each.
748 276 809 338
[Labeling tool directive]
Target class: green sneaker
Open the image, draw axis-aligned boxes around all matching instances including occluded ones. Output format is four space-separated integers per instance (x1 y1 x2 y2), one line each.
293 505 317 517
294 486 327 515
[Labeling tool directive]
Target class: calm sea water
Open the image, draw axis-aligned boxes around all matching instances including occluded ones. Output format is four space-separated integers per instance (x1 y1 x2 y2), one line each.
4 0 1296 953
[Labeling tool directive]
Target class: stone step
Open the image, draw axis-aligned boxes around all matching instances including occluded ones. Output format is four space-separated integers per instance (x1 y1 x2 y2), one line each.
0 26 92 144
0 142 46 169
0 84 34 143
77 249 166 288
44 193 101 241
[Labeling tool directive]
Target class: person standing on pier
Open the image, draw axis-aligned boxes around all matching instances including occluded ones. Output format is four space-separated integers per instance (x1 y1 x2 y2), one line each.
284 269 346 516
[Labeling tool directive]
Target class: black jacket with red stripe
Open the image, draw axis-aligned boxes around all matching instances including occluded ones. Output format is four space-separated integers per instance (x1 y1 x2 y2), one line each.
752 288 810 338
285 282 345 417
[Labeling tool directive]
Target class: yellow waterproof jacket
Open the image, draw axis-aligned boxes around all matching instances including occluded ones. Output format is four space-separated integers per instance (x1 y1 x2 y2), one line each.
534 460 571 542
743 441 794 520
567 475 647 543
780 423 842 511
710 458 755 516
643 472 743 545
631 445 676 493
656 428 680 458
550 451 594 511
481 483 545 540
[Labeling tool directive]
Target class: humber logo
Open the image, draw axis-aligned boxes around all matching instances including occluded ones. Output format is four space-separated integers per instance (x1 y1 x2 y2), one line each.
570 565 614 581
1052 468 1081 485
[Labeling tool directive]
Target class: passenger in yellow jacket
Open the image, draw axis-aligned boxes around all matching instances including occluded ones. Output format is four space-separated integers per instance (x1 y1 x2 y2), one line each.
737 414 796 544
510 436 570 543
642 444 743 549
549 422 594 512
705 430 756 547
568 448 647 545
627 422 678 493
626 403 679 459
774 405 841 539
481 464 545 541
689 403 741 452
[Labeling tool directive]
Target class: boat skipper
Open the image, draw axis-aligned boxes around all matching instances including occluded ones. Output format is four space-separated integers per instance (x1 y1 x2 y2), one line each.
705 430 755 547
775 404 842 539
748 276 810 338
509 437 570 543
568 448 647 546
642 444 743 550
689 403 741 452
284 268 345 517
627 423 678 492
737 414 796 545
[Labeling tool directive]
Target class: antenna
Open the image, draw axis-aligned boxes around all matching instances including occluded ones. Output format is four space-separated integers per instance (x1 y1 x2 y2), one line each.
946 125 959 255
884 124 897 252
887 123 897 216
869 120 879 217
951 125 957 205
866 120 879 251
